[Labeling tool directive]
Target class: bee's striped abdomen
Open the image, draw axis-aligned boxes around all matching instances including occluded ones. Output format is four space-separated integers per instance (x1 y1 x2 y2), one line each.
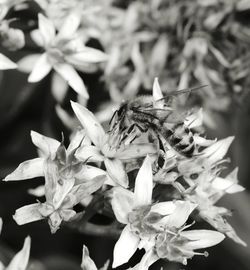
161 123 195 157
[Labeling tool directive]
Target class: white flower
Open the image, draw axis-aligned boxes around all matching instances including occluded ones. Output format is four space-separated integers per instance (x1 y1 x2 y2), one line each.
110 156 223 269
0 53 17 70
18 13 108 99
0 219 31 270
4 130 107 233
71 101 157 188
81 245 109 270
178 137 246 246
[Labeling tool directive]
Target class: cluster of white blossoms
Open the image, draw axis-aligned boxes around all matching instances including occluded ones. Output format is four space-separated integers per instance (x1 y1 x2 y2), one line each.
3 79 246 269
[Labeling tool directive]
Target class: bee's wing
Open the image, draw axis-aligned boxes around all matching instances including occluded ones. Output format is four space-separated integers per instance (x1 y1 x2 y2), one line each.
155 85 207 105
137 108 184 124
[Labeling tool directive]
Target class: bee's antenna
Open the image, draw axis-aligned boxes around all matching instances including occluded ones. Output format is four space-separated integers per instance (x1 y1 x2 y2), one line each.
157 84 208 101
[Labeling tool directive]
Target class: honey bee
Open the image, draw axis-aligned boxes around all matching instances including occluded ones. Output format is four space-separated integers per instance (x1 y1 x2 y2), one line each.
109 86 204 158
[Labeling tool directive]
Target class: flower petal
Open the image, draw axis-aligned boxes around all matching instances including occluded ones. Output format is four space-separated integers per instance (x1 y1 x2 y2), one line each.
66 175 106 207
212 177 245 194
138 249 158 270
181 230 225 249
161 201 197 228
75 165 107 184
28 53 52 82
112 225 140 268
17 54 41 73
76 145 104 162
31 130 60 158
28 185 45 197
153 77 163 101
134 156 153 207
4 158 44 181
0 218 2 234
13 203 44 225
57 12 81 39
30 29 44 47
54 63 89 98
202 137 234 163
38 13 55 46
81 245 98 270
150 201 176 215
0 53 17 70
66 47 108 65
110 187 134 224
71 102 105 148
104 158 128 188
6 236 31 270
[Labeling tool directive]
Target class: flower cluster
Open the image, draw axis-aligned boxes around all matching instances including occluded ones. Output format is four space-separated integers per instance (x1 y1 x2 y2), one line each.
3 79 245 269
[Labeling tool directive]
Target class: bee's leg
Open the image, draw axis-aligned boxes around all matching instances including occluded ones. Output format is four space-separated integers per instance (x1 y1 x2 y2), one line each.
120 123 146 143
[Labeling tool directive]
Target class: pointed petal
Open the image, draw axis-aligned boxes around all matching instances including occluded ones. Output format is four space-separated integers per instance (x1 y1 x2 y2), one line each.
38 13 55 46
112 225 140 268
71 102 105 148
31 130 60 159
75 145 104 162
150 201 176 215
58 12 81 39
28 53 52 82
181 230 225 249
161 201 197 228
67 129 86 154
115 144 157 160
202 137 234 163
51 72 69 103
138 249 158 270
81 245 98 270
0 53 17 70
30 29 44 47
54 63 89 98
66 47 108 65
13 203 44 225
0 218 2 234
75 165 107 184
104 158 128 188
28 185 45 197
66 175 105 207
17 54 41 73
212 177 245 194
134 156 153 207
44 158 75 208
153 77 163 101
6 236 31 270
110 187 134 224
3 158 44 181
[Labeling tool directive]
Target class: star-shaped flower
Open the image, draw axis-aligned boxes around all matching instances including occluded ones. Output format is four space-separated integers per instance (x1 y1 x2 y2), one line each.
110 156 224 269
18 13 108 99
4 130 108 233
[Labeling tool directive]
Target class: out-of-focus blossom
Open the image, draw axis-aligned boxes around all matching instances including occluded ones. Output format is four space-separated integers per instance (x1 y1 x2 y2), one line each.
4 130 107 233
71 101 157 188
18 13 108 99
0 53 17 69
81 245 109 270
0 21 25 51
0 218 31 270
